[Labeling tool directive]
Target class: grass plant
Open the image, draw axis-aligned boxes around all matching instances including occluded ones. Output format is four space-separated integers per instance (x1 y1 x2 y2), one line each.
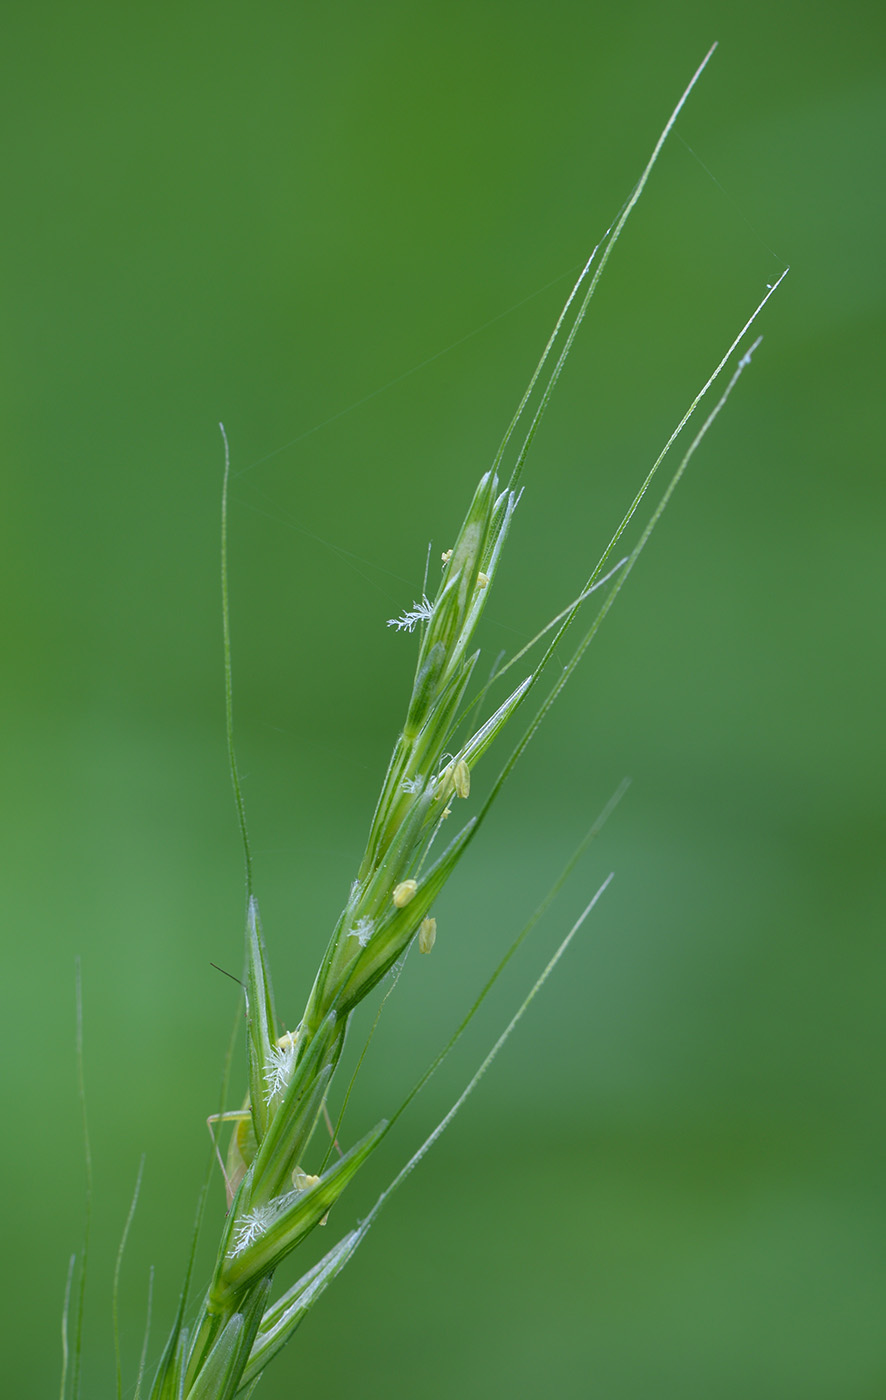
61 44 786 1400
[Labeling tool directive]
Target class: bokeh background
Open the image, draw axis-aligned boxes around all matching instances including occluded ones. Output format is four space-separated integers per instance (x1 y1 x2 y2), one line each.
2 2 883 1396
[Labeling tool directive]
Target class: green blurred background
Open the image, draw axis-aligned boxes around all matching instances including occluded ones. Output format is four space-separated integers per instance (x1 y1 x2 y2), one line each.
2 1 883 1396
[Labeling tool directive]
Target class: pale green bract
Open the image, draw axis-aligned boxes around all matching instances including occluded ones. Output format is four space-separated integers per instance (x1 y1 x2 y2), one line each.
60 42 788 1400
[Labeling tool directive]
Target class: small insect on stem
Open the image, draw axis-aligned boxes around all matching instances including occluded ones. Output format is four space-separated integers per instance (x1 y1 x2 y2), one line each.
206 1108 253 1208
207 1029 301 1205
322 1100 344 1159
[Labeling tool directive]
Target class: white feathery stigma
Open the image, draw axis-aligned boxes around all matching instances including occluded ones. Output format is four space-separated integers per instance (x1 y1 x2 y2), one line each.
230 1205 276 1257
387 596 434 633
263 1037 297 1103
349 916 375 948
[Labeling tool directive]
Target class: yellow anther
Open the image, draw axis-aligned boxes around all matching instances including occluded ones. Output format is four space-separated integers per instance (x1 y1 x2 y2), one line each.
418 916 437 954
293 1168 328 1224
441 805 452 819
453 758 470 799
477 571 489 588
392 879 418 908
441 549 453 564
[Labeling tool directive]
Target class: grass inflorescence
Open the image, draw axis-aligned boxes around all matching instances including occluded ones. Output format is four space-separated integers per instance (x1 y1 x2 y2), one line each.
61 44 787 1400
